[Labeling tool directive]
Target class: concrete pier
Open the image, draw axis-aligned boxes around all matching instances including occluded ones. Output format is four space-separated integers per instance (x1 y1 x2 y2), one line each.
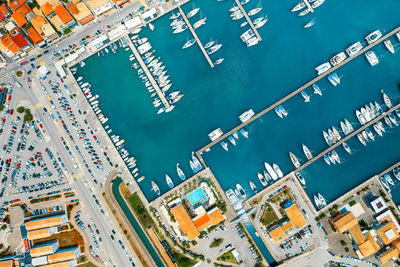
124 35 171 109
177 6 215 68
234 0 262 41
196 25 400 162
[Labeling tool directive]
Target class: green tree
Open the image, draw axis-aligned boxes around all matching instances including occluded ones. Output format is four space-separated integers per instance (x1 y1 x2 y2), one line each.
63 28 72 35
17 106 25 113
210 238 223 248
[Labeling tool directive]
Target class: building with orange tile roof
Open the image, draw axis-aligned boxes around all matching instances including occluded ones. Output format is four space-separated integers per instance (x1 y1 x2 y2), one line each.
283 200 306 230
27 27 43 44
193 213 212 232
0 259 13 267
41 2 54 16
85 0 112 16
208 208 225 225
30 240 59 257
171 204 199 241
54 5 73 24
27 227 55 240
8 0 25 12
25 214 67 231
377 221 399 245
0 34 20 55
331 211 358 233
358 232 380 258
67 2 93 25
375 245 399 264
268 223 286 242
47 246 80 264
0 3 10 21
31 14 57 40
11 8 27 26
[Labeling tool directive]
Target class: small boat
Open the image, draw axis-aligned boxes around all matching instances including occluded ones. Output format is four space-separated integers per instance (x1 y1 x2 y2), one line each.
263 170 272 182
279 105 288 116
382 90 392 108
236 184 247 199
332 126 341 141
384 40 395 54
207 44 222 55
327 74 337 86
393 168 400 181
173 25 188 34
186 7 200 19
250 181 257 193
362 131 369 142
296 172 306 186
373 124 383 137
340 121 349 135
255 19 267 29
291 2 306 12
389 113 398 126
342 142 352 154
302 144 313 160
168 91 180 99
239 109 255 123
240 0 250 5
365 51 379 66
304 18 315 28
298 8 311 16
193 17 207 29
330 52 347 66
149 23 155 31
253 16 264 25
313 84 322 95
315 62 331 75
157 107 165 114
397 31 400 42
365 30 382 44
273 163 284 178
275 107 283 118
165 174 174 189
209 128 223 141
314 195 321 208
182 38 196 49
332 150 341 164
233 131 239 139
384 116 393 128
346 42 363 57
323 154 331 165
385 174 394 186
232 12 244 20
264 162 278 180
169 12 181 20
189 160 197 173
169 94 183 104
248 8 262 16
301 91 310 102
318 193 327 207
221 141 229 151
240 129 248 138
323 131 333 146
240 21 248 28
396 109 400 119
192 152 202 170
311 0 325 8
228 136 236 146
380 176 390 190
151 180 160 196
176 163 185 181
204 40 215 49
257 172 268 186
330 72 341 85
215 58 224 65
229 5 239 12
289 152 301 168
377 121 386 133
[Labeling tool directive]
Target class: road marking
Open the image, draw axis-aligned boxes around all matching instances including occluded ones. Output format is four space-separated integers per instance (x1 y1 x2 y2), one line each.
36 52 45 66
34 103 41 110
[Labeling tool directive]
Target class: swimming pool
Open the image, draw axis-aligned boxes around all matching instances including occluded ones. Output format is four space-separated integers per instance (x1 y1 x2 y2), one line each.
186 187 207 206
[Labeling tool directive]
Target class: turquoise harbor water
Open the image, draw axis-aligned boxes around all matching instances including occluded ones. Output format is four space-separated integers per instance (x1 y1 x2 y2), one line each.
75 0 400 208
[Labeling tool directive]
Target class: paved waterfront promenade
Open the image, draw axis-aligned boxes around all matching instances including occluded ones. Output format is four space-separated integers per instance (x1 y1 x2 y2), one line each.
195 25 400 163
234 0 262 41
177 6 215 68
124 35 171 109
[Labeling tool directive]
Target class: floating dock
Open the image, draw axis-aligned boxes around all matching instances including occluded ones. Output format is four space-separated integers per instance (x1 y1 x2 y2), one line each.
303 0 314 13
124 35 171 109
196 25 400 163
234 0 262 41
177 6 215 68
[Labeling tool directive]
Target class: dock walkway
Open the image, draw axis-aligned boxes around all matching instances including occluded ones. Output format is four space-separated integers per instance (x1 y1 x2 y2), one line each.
178 6 214 68
124 35 171 109
234 0 262 41
196 26 400 162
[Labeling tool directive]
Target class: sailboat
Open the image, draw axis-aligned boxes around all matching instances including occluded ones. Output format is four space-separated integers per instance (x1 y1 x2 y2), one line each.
221 141 229 151
301 91 310 102
176 163 185 181
323 154 331 165
165 174 174 189
189 160 197 173
342 142 352 154
233 131 239 139
302 144 313 160
240 129 248 138
186 7 200 19
295 172 306 186
264 162 278 180
382 90 392 108
263 171 272 183
318 193 327 207
192 152 202 170
304 18 315 28
313 84 322 95
257 172 268 186
151 180 160 196
228 136 237 146
289 152 301 168
249 181 257 193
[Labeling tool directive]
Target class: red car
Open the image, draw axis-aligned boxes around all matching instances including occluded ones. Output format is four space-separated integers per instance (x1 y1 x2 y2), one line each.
9 109 13 115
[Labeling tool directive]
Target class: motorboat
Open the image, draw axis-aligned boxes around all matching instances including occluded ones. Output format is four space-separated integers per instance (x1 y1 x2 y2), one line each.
182 38 196 49
384 116 393 128
289 152 301 168
149 23 155 31
263 170 272 182
229 5 239 12
323 154 331 165
318 193 327 207
312 0 325 8
240 0 250 5
255 19 267 29
384 40 395 54
374 101 384 115
246 37 259 47
240 129 248 138
275 107 283 118
332 126 341 141
389 113 399 126
302 144 313 160
151 180 160 196
314 195 321 208
264 162 278 180
356 110 367 125
240 21 248 28
327 74 337 86
233 131 239 139
253 16 265 25
173 25 188 34
377 121 385 133
279 105 288 116
385 174 394 186
193 17 207 29
204 40 215 49
365 30 382 44
239 109 255 123
397 31 400 42
157 107 165 114
304 18 315 28
313 84 322 95
176 163 185 181
332 150 341 164
215 58 224 65
236 184 247 199
273 163 284 178
340 121 349 135
240 29 255 42
296 172 306 186
169 94 183 104
345 119 354 132
248 8 262 16
208 128 223 141
298 8 311 16
323 131 333 146
342 142 352 154
258 172 268 186
186 7 200 19
291 1 306 12
192 152 202 170
396 109 400 119
168 91 180 99
189 160 197 173
373 124 383 137
207 44 222 55
330 52 347 66
228 136 236 146
393 168 400 181
250 181 257 193
380 176 390 190
232 12 244 20
382 90 392 108
169 12 181 20
365 51 379 66
315 62 331 75
301 91 310 102
346 42 363 57
221 141 229 151
331 73 340 85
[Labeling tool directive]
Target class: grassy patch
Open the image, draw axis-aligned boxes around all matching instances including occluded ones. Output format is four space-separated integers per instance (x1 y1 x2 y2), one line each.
210 238 223 248
127 193 155 228
171 250 197 267
260 203 279 226
78 262 98 267
217 250 238 264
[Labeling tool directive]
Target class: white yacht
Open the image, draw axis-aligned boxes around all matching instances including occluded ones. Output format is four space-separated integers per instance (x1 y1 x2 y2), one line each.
346 42 363 57
330 52 347 66
182 39 196 49
208 128 223 141
257 172 268 186
240 29 255 42
342 142 352 154
264 162 278 180
193 17 207 29
365 51 379 66
382 90 392 108
296 172 306 186
236 184 247 199
298 8 311 16
246 37 259 47
291 1 305 12
239 109 255 122
151 180 160 196
207 44 222 55
186 7 200 19
272 163 284 178
312 0 325 8
315 62 331 75
248 7 262 16
384 40 395 54
302 144 313 160
289 152 301 168
365 30 382 44
215 58 224 65
250 181 257 193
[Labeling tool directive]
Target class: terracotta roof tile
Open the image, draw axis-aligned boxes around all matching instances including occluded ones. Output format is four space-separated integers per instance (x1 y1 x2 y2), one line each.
27 27 43 43
54 5 72 24
41 2 53 16
11 10 26 26
11 33 28 48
